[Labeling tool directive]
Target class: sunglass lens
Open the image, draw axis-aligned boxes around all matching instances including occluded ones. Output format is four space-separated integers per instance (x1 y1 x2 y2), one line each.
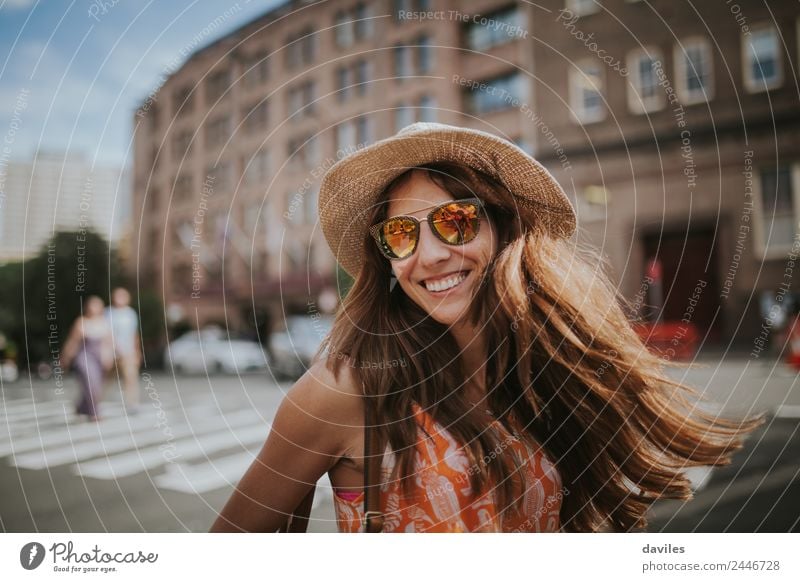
431 201 480 244
380 217 417 259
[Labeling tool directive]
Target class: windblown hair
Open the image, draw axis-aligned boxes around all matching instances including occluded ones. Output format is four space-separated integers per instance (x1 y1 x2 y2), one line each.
318 161 762 532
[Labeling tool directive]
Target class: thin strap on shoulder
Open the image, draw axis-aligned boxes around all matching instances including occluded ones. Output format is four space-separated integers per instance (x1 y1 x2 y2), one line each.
363 381 385 533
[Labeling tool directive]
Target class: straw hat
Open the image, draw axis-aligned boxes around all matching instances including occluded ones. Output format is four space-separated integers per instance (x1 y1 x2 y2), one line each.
318 122 576 278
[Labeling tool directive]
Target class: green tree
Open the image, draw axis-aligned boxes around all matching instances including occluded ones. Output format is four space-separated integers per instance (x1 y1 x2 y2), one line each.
1 229 126 367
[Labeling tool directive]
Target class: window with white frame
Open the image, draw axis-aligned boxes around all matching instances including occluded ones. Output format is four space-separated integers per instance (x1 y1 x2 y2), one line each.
336 66 351 102
394 45 412 80
627 48 664 113
355 59 370 96
242 101 268 135
755 165 800 258
464 71 527 115
417 35 433 75
675 38 713 104
305 187 319 225
244 149 270 186
335 120 357 152
743 24 782 92
466 6 524 51
570 60 605 123
334 11 354 47
205 115 232 149
566 0 599 17
419 94 437 122
394 102 414 132
242 50 269 88
353 3 373 41
355 115 373 145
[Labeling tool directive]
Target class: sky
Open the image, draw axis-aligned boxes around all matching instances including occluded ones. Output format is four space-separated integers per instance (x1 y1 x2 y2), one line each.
0 0 288 169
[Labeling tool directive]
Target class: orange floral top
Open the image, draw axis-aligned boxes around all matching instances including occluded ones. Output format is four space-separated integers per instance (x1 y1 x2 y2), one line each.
333 402 563 533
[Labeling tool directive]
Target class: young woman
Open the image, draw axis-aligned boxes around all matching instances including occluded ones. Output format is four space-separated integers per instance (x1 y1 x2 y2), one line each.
211 122 760 533
61 295 113 422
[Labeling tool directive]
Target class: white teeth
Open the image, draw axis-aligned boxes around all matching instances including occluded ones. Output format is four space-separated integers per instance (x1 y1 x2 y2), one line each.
425 271 467 292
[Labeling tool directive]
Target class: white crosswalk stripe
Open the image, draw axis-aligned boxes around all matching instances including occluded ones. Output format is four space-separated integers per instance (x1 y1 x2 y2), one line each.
0 395 276 494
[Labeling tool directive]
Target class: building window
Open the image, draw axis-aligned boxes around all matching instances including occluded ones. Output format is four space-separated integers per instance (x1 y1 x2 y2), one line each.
287 134 319 168
174 174 193 202
355 59 370 96
172 130 193 159
419 94 437 122
353 3 373 41
287 80 315 119
569 60 604 123
242 101 268 135
466 6 524 51
336 121 355 152
305 188 319 225
172 85 194 115
566 0 599 17
356 115 373 145
334 11 354 47
393 0 412 21
336 60 370 101
627 48 664 113
743 24 782 92
394 45 412 80
205 70 231 104
286 27 316 69
675 38 713 104
244 149 270 187
205 160 234 193
755 165 799 258
242 50 269 88
336 66 351 102
464 71 527 115
417 34 433 74
394 102 415 132
205 115 232 149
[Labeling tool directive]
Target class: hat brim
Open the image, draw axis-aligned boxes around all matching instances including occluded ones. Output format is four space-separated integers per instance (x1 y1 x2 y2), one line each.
319 124 576 278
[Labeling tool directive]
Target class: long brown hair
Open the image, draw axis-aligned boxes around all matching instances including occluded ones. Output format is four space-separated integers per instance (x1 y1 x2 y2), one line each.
318 161 762 532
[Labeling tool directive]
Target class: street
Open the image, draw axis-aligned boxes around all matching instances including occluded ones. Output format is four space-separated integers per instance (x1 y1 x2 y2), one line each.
1 352 798 532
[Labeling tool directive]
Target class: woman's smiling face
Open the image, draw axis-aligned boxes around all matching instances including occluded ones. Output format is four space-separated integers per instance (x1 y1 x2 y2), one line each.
385 170 497 327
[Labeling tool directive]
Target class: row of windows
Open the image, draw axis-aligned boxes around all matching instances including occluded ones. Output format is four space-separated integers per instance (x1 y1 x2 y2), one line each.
171 3 378 116
571 24 785 123
170 99 440 204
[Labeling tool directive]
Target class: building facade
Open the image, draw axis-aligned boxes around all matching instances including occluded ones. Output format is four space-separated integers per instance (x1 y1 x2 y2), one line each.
132 0 800 346
531 0 800 348
131 0 538 331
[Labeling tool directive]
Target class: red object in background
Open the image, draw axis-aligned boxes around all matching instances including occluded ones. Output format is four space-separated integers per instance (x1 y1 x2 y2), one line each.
785 315 800 371
633 321 700 360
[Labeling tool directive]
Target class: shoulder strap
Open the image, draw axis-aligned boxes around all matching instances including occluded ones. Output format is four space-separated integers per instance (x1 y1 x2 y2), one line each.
363 385 385 533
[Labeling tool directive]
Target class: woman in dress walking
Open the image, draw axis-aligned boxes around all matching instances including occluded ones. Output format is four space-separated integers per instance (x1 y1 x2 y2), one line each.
212 122 761 533
61 295 113 422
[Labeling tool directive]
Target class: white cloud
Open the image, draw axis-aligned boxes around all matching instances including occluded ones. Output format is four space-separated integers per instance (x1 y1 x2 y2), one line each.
1 0 38 11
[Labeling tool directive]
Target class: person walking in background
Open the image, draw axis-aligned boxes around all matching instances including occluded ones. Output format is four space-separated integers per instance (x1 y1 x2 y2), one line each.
61 295 113 422
106 287 142 413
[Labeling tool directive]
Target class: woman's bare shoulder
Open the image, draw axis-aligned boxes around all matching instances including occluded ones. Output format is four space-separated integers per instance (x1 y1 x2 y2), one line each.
276 358 363 446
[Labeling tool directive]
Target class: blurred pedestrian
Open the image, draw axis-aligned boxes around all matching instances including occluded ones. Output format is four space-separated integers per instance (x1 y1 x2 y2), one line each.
106 287 142 413
61 295 113 422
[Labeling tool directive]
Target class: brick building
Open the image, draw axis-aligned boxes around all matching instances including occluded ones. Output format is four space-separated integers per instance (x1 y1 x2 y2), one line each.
131 0 800 346
531 0 800 347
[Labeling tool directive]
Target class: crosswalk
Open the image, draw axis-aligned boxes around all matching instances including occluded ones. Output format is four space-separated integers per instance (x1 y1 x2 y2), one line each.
0 393 333 497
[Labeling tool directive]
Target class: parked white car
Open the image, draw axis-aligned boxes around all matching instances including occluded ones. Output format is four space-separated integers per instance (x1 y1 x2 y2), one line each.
164 327 268 374
270 315 333 379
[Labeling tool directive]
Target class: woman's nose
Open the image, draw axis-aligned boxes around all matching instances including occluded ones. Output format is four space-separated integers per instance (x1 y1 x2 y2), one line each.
415 221 451 266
